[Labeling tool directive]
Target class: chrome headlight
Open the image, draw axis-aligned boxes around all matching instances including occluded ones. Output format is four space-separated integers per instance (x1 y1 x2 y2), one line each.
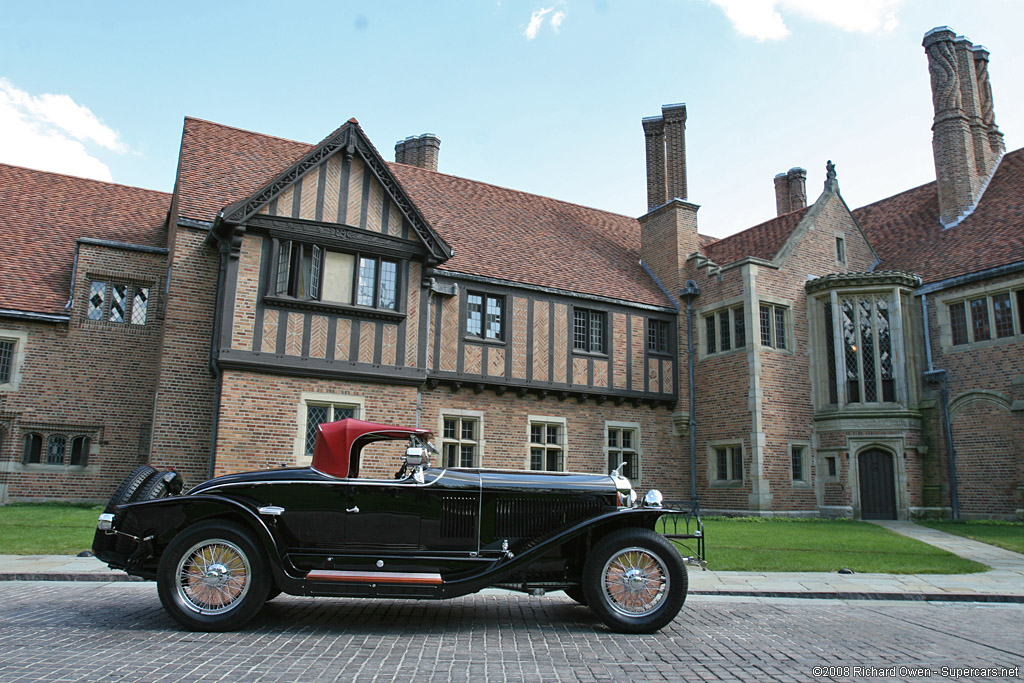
642 489 664 508
97 513 115 531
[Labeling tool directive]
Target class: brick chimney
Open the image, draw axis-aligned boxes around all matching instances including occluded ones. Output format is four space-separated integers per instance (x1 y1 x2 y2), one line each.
639 103 699 294
923 27 1004 226
394 133 441 172
642 103 688 210
773 167 807 216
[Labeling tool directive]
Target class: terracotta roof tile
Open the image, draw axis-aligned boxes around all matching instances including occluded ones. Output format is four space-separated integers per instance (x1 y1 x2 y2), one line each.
388 163 669 306
854 147 1024 284
176 118 671 307
703 206 810 265
0 164 169 316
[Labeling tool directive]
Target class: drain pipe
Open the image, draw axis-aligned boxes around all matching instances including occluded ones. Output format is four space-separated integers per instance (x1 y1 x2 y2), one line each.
680 280 701 511
921 294 960 519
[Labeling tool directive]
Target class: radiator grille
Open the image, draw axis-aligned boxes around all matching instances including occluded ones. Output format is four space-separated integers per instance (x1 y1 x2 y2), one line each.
495 498 603 538
440 495 477 539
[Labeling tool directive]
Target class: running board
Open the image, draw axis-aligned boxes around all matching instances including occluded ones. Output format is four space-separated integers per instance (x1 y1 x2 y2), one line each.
305 570 443 585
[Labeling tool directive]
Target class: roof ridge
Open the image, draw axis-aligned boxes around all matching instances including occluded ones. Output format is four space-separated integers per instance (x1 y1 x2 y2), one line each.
0 162 171 197
183 116 310 147
388 161 640 224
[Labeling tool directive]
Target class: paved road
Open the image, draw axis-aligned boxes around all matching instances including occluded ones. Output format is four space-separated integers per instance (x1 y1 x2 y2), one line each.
1 582 1022 682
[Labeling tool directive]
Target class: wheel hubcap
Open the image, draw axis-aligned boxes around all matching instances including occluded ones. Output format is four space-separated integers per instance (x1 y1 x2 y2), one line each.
176 539 251 615
601 547 669 618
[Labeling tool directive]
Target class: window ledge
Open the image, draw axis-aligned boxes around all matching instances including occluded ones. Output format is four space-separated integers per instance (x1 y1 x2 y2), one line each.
702 346 747 360
462 336 507 347
9 464 99 474
572 350 609 359
710 480 745 488
264 295 406 323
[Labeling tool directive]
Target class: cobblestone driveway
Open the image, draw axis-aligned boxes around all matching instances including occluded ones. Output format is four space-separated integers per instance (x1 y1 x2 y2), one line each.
1 582 1022 682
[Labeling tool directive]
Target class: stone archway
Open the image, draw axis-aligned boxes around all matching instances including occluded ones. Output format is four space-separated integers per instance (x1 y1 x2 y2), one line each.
858 448 897 520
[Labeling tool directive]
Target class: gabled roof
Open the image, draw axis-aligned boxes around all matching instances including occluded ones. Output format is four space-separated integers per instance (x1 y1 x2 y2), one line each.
853 147 1024 285
703 206 811 266
174 119 672 307
0 164 169 316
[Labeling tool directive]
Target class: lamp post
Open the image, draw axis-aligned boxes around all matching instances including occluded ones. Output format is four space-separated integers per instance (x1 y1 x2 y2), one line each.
679 280 700 511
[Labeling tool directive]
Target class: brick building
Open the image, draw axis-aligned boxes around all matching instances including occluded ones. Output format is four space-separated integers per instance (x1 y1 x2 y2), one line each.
1 27 1021 519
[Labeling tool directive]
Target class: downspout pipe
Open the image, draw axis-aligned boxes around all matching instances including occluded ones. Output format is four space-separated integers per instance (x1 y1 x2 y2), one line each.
207 242 229 480
920 293 959 519
680 280 701 512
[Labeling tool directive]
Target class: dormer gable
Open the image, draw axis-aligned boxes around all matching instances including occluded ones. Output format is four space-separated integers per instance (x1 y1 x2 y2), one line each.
212 119 452 264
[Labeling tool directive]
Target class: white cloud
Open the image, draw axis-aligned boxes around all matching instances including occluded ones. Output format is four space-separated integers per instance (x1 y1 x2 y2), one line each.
525 7 554 40
0 78 127 181
524 5 567 39
710 0 903 41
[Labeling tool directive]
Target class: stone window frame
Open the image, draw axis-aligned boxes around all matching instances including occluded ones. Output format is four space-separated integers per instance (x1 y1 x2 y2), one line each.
809 285 909 411
526 415 567 472
268 237 404 316
84 278 153 327
758 301 790 352
707 440 744 488
936 277 1024 352
0 329 28 392
605 420 642 482
789 441 812 488
293 391 365 466
437 408 485 468
16 425 100 473
465 291 505 343
835 233 847 265
699 298 747 358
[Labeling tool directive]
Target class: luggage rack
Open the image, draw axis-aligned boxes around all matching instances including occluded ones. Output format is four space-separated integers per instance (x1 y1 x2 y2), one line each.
655 500 707 570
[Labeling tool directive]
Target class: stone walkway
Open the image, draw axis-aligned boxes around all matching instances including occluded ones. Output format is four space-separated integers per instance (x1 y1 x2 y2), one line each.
2 520 1022 602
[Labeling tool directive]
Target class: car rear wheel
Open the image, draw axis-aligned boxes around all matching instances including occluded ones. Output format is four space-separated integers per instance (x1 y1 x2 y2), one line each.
582 528 687 633
157 521 269 632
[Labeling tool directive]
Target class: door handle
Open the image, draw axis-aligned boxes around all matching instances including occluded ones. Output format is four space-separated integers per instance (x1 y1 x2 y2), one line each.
346 506 359 513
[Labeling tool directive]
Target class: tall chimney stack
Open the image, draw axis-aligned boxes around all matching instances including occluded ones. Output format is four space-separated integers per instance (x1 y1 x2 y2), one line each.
923 27 1003 226
642 103 688 211
772 167 807 216
394 133 441 172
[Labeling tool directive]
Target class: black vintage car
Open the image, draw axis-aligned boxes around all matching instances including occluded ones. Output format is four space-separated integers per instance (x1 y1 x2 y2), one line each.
94 419 704 633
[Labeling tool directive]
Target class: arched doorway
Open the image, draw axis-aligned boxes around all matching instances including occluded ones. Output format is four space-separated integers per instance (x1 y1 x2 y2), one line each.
858 448 896 520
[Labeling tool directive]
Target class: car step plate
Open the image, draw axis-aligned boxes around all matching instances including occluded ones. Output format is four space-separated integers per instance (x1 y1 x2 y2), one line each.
305 570 443 585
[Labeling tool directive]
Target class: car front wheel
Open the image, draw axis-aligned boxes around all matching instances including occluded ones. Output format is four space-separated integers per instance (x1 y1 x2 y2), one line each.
582 528 687 633
157 521 270 632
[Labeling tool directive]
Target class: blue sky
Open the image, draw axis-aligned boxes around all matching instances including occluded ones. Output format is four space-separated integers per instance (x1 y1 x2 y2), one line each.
2 1 1022 238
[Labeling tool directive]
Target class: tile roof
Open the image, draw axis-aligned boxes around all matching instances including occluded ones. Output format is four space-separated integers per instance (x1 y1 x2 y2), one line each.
702 206 810 266
388 164 669 306
176 118 672 307
0 164 169 316
853 147 1024 284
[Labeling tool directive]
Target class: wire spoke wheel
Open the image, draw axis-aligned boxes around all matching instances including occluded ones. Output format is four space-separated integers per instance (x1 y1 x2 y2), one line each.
176 539 251 615
601 546 669 617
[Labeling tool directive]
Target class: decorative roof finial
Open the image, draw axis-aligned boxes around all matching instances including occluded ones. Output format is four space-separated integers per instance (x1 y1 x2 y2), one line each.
825 160 837 191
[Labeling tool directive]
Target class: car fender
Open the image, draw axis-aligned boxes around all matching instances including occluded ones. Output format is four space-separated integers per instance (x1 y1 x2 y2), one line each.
114 494 287 584
442 507 675 598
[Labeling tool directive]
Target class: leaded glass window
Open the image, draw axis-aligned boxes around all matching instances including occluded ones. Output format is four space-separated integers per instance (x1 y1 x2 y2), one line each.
719 311 731 352
70 436 90 466
993 292 1014 338
839 294 895 404
304 403 356 458
441 416 479 468
357 257 377 306
647 319 670 353
131 288 149 325
607 426 639 480
970 297 990 342
791 445 805 482
22 432 42 464
0 339 12 384
378 259 396 310
714 445 743 482
705 314 716 354
759 304 788 349
823 301 838 405
47 435 67 465
529 421 564 471
87 281 106 321
947 290 1024 345
949 301 968 345
573 309 605 353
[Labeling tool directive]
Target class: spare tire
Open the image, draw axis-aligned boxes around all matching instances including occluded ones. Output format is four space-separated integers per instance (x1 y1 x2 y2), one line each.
104 465 158 512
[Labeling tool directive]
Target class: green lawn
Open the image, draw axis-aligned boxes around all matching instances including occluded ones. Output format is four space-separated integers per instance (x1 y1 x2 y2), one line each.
0 504 103 555
917 520 1024 555
666 516 988 574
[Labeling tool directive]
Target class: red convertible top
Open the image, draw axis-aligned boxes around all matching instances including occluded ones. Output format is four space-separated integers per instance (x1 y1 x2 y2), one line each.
312 418 433 478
